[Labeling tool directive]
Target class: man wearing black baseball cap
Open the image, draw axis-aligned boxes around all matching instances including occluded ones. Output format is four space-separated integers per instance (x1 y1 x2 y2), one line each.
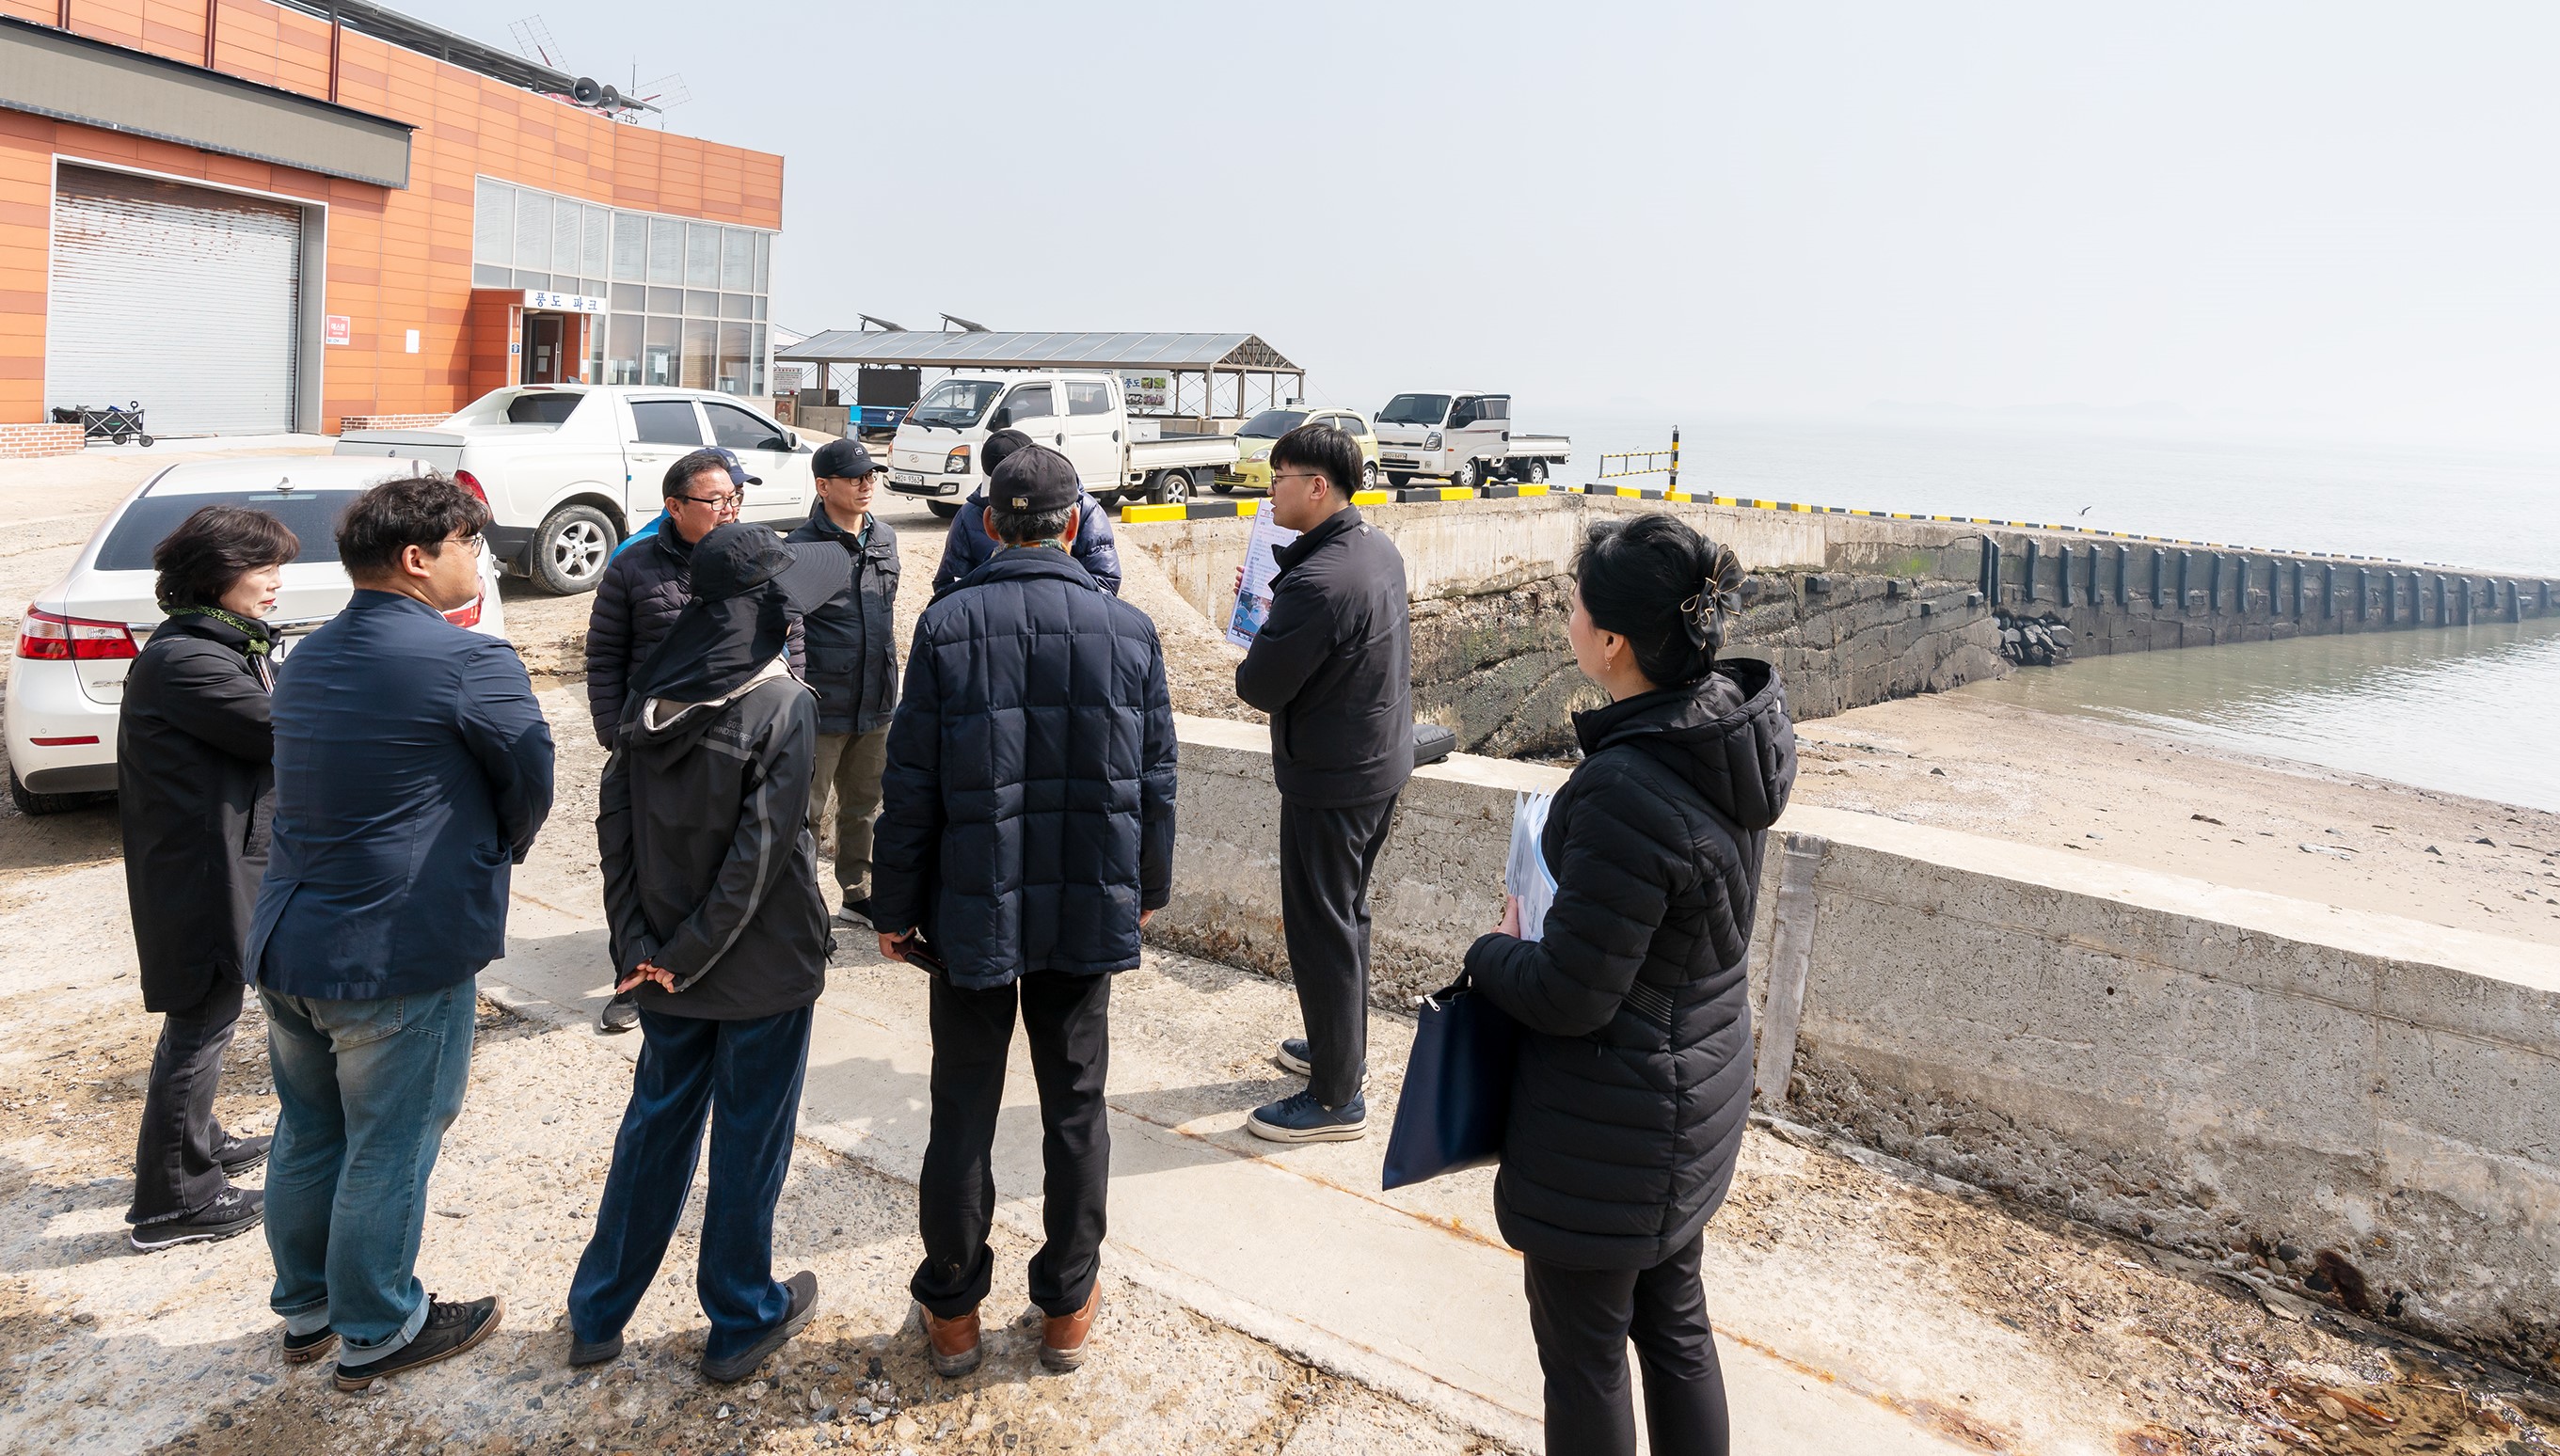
873 445 1177 1379
787 438 900 930
567 521 847 1385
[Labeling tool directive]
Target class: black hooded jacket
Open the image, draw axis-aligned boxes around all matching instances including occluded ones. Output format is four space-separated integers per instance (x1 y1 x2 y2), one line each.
1466 658 1798 1269
117 610 275 1013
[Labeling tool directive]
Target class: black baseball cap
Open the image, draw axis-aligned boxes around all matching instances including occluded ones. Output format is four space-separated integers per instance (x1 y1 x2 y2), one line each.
988 444 1081 514
691 522 851 610
812 438 877 480
979 428 1036 481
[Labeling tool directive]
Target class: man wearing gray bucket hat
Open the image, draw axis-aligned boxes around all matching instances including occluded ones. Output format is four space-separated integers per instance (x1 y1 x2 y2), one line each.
565 521 849 1385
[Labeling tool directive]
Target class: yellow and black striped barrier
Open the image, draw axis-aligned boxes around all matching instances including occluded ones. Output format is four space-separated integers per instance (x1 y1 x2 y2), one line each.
1118 485 2444 568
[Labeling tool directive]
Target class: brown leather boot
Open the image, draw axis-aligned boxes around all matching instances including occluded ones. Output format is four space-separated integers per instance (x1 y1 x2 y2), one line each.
918 1304 982 1378
1040 1283 1101 1372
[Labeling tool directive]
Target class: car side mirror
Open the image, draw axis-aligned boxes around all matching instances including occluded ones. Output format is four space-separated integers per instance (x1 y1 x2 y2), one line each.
783 429 800 450
988 409 1011 430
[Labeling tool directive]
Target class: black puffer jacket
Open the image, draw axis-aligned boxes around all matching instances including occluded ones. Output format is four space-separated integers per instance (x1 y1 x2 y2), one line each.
598 657 830 1021
116 611 276 1013
1233 506 1413 808
784 506 900 735
1467 658 1797 1270
931 488 1122 597
871 547 1177 989
586 528 803 747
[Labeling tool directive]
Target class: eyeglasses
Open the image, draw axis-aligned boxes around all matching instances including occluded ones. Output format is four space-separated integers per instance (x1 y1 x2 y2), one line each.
440 532 485 555
674 492 743 514
1270 471 1326 489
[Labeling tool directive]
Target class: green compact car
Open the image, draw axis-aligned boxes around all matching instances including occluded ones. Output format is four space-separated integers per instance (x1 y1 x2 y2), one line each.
1212 407 1381 494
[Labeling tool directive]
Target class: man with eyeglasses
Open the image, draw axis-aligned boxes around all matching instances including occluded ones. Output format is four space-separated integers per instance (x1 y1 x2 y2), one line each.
583 446 799 1033
246 472 555 1389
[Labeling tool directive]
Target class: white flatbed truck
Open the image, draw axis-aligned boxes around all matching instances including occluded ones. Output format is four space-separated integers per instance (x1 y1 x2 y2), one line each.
1372 390 1570 492
885 372 1239 516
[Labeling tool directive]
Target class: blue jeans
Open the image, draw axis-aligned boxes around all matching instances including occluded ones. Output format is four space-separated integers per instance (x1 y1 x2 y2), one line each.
569 1005 811 1365
260 979 478 1362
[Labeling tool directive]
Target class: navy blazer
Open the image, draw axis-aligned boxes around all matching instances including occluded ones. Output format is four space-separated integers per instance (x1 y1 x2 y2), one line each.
247 591 556 1001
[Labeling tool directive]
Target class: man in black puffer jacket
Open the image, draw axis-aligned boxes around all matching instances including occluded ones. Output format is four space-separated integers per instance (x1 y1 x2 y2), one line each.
1465 513 1796 1454
930 429 1123 596
872 446 1176 1381
786 438 900 931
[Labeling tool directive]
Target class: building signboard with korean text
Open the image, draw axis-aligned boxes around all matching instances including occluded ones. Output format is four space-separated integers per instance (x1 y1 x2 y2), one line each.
522 290 605 314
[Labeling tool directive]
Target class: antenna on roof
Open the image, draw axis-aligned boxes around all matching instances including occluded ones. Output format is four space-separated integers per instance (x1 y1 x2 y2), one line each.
940 313 991 334
858 314 909 332
507 15 563 70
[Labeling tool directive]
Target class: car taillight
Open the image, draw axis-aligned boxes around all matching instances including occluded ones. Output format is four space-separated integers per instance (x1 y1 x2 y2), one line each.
454 469 487 503
15 608 138 661
442 595 484 628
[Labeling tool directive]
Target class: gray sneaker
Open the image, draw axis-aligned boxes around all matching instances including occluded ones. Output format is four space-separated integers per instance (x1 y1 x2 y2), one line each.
596 989 639 1035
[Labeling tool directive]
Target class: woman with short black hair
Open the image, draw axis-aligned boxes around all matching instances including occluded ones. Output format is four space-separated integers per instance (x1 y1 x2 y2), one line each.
119 502 299 1250
1467 513 1798 1455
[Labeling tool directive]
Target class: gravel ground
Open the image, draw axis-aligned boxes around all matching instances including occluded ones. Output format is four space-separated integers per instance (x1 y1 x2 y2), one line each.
0 978 1491 1455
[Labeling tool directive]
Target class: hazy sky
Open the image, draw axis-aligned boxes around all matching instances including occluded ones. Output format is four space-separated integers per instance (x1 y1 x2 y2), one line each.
442 1 2560 446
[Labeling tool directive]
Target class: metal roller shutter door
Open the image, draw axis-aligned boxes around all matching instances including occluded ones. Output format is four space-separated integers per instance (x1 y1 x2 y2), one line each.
46 166 304 436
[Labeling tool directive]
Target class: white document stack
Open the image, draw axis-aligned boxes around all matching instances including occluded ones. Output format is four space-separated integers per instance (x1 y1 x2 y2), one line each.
1506 791 1557 942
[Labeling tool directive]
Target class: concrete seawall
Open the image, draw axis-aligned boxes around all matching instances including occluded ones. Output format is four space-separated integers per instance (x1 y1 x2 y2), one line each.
1153 713 2560 1367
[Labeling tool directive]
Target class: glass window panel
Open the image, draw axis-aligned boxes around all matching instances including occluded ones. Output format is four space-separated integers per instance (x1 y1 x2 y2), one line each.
720 229 753 291
611 212 645 281
551 199 581 272
717 323 752 396
705 399 785 450
720 293 750 320
682 318 717 389
644 317 680 388
685 290 718 317
588 311 606 383
630 399 706 446
473 179 513 264
685 222 720 287
471 262 512 288
751 294 766 321
606 315 643 387
513 270 552 291
749 323 767 396
514 191 549 271
610 282 644 310
581 205 609 277
645 286 683 315
647 217 683 285
753 232 770 294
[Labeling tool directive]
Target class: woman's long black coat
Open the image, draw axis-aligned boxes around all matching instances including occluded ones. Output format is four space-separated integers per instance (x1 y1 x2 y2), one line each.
117 613 276 1013
1467 658 1798 1270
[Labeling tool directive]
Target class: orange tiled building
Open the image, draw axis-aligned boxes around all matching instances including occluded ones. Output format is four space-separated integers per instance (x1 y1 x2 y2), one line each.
0 0 784 455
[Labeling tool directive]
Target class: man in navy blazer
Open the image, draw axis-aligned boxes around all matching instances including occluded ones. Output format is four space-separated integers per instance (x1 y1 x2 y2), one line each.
246 473 554 1391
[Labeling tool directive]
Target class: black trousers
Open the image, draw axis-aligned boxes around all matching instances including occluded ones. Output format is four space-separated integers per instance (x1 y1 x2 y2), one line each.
1522 1233 1728 1456
128 975 246 1227
912 971 1111 1320
1278 794 1398 1108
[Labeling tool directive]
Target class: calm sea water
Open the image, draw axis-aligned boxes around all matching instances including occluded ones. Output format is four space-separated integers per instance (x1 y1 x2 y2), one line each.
1542 411 2560 810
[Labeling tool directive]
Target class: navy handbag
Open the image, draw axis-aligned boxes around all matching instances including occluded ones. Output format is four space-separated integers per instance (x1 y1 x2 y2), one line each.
1381 969 1522 1190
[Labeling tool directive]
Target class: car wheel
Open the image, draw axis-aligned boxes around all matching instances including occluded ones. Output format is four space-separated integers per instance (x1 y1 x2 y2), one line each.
929 500 962 520
531 503 619 595
1209 477 1235 495
1450 459 1479 491
1387 472 1412 488
8 768 88 816
1153 468 1193 506
1524 458 1549 483
1362 461 1377 491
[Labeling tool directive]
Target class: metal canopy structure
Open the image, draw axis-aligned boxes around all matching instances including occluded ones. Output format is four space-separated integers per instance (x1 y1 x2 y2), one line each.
777 329 1304 421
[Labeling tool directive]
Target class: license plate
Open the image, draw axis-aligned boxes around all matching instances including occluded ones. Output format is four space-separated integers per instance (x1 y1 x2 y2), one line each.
891 470 926 487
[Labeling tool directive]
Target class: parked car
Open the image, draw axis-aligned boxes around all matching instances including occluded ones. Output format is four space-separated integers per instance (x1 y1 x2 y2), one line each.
335 385 816 594
885 372 1240 516
6 455 507 815
1211 407 1380 495
1372 391 1570 491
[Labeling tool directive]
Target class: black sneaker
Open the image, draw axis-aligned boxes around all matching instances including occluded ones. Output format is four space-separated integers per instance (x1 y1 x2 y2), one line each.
332 1294 503 1391
835 896 876 930
702 1270 819 1384
129 1184 263 1251
1275 1037 1312 1076
282 1325 339 1365
596 989 639 1035
215 1131 273 1177
1246 1089 1368 1145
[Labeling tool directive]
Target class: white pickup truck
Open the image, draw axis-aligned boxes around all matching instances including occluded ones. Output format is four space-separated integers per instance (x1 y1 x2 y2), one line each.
1373 391 1571 492
886 372 1239 516
335 385 817 593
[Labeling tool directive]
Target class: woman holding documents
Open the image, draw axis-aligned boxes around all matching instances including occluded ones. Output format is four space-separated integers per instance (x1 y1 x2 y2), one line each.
1466 514 1798 1456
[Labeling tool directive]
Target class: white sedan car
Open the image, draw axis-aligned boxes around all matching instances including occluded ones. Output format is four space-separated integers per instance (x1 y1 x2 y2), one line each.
6 455 507 815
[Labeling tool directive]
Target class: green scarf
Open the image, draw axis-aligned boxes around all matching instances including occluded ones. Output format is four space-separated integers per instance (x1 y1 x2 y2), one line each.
167 604 274 657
